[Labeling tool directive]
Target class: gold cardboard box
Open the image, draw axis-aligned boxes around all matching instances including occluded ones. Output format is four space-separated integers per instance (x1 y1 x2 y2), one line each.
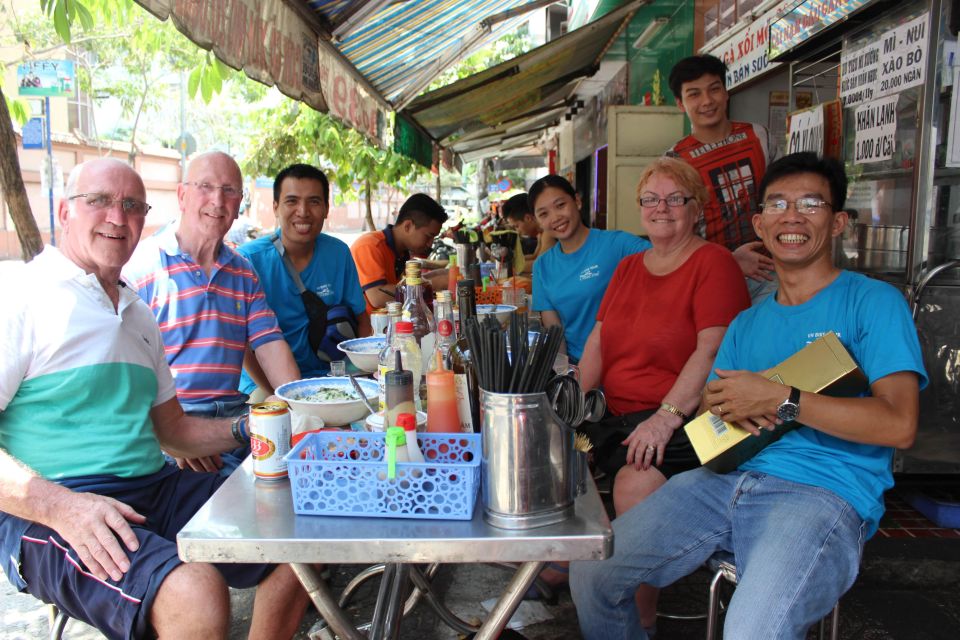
684 332 868 473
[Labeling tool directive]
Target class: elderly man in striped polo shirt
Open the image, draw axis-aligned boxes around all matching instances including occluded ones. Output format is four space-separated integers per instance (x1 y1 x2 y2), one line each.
124 151 300 475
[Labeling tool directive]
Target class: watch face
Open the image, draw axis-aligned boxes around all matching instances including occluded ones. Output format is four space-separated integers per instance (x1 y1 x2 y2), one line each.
777 402 800 422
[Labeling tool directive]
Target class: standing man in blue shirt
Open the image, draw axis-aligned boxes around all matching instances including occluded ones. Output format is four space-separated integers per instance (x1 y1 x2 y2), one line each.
571 153 926 640
239 164 368 392
530 175 650 362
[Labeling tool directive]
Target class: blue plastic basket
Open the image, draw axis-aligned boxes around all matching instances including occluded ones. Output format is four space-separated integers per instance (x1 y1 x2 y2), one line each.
284 431 481 520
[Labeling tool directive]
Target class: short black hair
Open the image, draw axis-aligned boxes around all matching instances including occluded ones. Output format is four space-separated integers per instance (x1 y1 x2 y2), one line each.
527 174 576 212
668 55 727 101
758 152 848 212
273 164 329 205
502 193 532 221
396 193 448 227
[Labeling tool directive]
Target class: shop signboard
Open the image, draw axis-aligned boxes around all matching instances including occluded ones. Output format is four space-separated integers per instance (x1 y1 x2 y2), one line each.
786 100 843 157
21 117 44 150
787 104 825 154
705 0 793 90
769 0 871 60
853 95 897 164
839 12 929 108
947 65 960 167
17 60 75 97
317 47 382 143
130 0 385 145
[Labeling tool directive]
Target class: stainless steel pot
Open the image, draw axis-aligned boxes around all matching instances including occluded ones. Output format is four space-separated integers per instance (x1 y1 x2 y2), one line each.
480 389 585 529
855 224 908 271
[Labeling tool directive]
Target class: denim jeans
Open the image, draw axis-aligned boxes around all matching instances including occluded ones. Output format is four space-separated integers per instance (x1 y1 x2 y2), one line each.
175 395 250 478
570 467 865 640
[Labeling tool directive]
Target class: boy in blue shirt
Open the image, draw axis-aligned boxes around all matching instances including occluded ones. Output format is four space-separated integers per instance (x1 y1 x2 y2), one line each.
571 153 926 640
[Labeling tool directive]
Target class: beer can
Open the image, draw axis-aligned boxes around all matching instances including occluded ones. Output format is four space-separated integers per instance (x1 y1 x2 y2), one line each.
250 402 291 481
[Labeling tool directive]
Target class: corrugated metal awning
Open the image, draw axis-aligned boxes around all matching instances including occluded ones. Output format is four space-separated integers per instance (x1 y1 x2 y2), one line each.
401 0 644 156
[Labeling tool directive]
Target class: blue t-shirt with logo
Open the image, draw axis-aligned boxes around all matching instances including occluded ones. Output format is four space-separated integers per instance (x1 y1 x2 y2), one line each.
532 229 650 361
709 270 927 537
238 232 366 389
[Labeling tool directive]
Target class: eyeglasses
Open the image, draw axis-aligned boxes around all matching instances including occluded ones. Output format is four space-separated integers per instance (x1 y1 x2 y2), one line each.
759 198 833 215
68 192 152 216
639 194 697 208
184 181 243 199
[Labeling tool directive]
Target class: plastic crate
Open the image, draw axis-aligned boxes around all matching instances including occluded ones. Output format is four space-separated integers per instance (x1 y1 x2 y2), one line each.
284 431 480 520
903 490 960 529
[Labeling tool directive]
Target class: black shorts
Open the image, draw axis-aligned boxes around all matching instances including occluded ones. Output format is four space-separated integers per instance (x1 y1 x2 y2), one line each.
5 467 274 640
577 409 700 479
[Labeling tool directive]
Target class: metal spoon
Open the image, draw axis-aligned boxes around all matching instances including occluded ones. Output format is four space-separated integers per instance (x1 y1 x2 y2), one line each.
348 374 377 416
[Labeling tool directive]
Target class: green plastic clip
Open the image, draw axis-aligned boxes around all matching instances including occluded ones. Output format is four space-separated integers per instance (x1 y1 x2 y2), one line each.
385 426 406 480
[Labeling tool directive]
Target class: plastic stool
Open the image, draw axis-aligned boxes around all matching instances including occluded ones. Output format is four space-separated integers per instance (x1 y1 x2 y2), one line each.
705 552 840 640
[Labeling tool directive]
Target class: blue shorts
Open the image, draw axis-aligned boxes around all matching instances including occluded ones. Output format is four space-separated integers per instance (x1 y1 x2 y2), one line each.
1 466 274 640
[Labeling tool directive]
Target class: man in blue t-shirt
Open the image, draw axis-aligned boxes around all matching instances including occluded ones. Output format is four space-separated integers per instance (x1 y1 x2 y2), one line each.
238 164 368 393
529 175 650 362
571 153 927 640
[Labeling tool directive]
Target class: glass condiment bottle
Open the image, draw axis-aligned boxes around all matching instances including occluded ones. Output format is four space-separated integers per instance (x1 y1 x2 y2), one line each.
378 320 422 412
377 302 403 411
428 290 456 372
385 350 415 431
401 260 437 365
449 279 480 433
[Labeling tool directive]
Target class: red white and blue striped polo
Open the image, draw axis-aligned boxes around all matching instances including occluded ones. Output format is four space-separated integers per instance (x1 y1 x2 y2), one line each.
123 223 284 410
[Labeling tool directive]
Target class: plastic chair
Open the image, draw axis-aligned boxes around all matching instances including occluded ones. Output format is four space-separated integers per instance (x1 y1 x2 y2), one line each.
705 552 840 640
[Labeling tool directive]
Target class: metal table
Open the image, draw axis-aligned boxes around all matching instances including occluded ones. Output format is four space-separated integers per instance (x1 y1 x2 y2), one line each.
177 459 612 639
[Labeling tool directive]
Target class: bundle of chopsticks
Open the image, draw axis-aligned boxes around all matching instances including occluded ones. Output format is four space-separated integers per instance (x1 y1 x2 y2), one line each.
462 311 563 394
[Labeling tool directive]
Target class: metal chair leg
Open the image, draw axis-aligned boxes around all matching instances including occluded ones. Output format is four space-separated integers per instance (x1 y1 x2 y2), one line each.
705 568 725 640
49 605 69 640
818 601 840 640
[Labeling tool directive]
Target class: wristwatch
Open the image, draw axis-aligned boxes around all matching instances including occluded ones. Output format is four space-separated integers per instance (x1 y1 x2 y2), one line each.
776 386 801 422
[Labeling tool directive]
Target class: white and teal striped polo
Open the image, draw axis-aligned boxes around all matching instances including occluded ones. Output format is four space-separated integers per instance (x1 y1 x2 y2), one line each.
0 247 175 480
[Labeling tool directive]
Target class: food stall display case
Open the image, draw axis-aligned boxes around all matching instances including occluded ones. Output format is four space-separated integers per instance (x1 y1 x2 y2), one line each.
796 0 960 472
748 0 960 472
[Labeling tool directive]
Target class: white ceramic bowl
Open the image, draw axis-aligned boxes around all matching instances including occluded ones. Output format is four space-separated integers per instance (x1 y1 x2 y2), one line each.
365 410 428 432
337 336 386 373
476 304 517 328
276 377 378 426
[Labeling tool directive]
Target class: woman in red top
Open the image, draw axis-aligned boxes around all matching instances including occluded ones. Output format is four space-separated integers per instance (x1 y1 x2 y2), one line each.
578 156 750 630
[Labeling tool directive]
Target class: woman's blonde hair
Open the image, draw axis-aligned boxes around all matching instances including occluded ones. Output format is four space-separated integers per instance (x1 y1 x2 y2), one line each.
636 157 708 208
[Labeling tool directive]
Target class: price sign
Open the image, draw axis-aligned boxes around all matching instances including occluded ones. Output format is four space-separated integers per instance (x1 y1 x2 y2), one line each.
854 95 898 164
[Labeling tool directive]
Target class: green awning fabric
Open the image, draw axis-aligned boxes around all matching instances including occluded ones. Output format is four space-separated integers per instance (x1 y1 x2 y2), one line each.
402 0 646 151
393 115 434 169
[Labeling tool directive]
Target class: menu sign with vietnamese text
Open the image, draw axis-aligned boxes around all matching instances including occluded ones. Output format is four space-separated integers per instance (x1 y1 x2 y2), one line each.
839 12 929 108
705 0 793 90
853 95 898 163
787 105 825 155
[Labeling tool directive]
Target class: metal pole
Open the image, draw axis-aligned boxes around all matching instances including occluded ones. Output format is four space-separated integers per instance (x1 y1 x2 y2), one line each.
45 96 55 247
179 70 187 178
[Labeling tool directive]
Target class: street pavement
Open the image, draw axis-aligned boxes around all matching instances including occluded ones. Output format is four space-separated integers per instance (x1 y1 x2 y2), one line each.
3 531 960 639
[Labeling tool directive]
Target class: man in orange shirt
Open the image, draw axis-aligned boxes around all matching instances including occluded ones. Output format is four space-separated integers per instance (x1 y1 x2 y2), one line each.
351 193 448 312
